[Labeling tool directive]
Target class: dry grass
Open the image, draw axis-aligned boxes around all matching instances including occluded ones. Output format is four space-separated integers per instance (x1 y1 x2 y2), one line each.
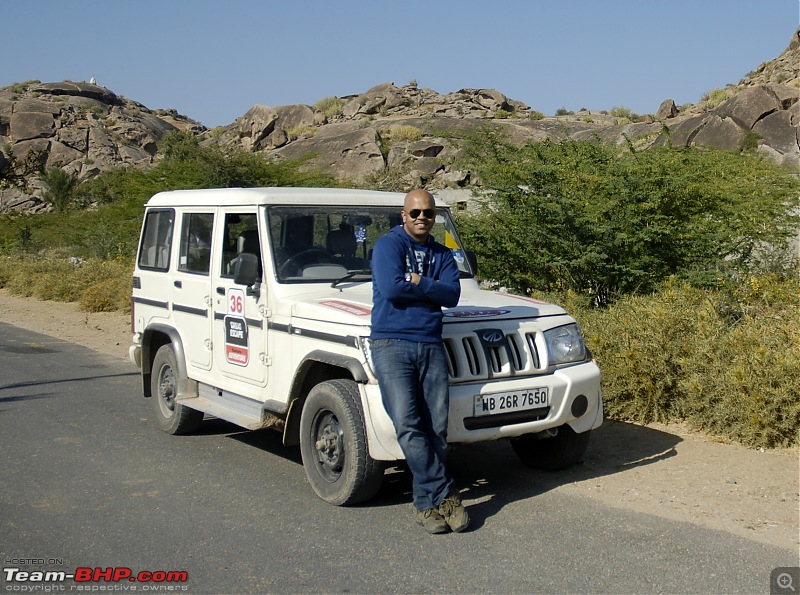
0 256 133 313
535 273 800 448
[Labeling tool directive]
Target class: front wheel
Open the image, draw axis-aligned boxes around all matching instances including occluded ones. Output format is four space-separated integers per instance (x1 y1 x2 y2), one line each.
511 425 591 471
150 344 203 435
299 379 384 505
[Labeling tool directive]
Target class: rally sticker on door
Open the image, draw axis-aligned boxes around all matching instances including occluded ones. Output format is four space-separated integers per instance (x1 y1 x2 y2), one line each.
225 288 249 366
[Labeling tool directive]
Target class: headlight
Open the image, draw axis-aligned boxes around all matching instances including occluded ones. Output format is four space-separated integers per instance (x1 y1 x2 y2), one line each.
544 323 587 365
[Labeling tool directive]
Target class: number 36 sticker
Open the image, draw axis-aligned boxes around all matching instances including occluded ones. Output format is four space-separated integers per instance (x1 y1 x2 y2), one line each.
228 287 245 315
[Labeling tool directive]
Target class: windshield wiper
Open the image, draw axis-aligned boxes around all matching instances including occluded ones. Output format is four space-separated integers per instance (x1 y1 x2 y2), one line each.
331 269 372 289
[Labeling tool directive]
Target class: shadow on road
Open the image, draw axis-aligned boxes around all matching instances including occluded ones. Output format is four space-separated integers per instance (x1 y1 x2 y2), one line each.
0 372 140 393
442 419 682 529
350 419 683 527
212 414 682 530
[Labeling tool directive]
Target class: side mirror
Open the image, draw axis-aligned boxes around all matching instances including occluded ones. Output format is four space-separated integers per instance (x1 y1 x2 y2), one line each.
466 250 478 276
233 253 260 296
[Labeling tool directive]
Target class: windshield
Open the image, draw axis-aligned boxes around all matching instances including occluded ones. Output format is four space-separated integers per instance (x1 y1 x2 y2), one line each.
266 205 473 283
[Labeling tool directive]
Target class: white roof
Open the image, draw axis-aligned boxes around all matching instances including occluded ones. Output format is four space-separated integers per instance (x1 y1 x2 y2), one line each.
144 187 449 208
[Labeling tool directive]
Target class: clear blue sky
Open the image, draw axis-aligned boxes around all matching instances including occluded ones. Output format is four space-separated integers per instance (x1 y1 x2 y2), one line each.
4 0 798 128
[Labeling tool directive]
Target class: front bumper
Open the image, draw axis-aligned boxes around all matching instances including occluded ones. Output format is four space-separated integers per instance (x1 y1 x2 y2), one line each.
361 360 603 460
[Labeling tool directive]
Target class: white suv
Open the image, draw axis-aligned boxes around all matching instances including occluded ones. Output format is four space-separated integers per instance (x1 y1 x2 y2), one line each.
130 187 602 505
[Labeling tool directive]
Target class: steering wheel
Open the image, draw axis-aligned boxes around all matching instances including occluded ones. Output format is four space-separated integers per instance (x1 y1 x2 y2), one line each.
279 248 334 277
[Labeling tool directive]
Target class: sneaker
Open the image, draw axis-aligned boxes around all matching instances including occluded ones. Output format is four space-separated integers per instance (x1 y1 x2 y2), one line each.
415 508 449 534
438 490 469 533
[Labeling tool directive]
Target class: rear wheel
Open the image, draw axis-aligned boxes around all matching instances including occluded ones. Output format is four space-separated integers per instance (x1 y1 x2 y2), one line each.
511 425 591 471
299 379 384 505
150 344 203 435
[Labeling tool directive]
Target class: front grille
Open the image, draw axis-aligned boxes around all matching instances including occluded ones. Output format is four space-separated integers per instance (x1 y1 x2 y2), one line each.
443 327 543 382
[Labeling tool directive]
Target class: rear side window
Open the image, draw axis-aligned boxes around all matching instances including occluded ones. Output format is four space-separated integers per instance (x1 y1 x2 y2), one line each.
178 212 214 275
138 209 174 271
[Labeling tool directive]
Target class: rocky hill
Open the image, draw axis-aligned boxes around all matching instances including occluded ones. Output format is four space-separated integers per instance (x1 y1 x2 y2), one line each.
1 27 798 213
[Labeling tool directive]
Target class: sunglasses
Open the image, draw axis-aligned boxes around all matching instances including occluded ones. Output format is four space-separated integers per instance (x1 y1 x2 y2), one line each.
408 208 435 220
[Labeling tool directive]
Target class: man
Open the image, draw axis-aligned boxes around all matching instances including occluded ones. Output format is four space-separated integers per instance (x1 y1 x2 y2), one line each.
370 189 469 534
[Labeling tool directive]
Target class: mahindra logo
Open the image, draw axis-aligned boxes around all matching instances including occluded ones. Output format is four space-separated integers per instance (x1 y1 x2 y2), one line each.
481 330 504 343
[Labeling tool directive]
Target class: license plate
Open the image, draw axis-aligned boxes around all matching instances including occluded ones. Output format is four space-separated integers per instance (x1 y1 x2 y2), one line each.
473 388 548 417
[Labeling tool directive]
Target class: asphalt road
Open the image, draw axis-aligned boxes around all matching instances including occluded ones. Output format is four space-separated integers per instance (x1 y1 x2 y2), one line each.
0 322 795 594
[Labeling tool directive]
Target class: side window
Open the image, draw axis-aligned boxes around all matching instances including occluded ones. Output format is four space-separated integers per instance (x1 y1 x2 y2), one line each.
178 212 214 275
138 209 174 271
220 212 260 277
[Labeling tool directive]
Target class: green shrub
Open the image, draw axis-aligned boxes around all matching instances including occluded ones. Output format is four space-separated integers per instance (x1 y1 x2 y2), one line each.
40 167 80 213
455 131 800 303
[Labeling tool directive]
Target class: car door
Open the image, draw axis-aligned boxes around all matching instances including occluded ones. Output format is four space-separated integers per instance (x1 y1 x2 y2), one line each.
172 210 215 372
210 209 269 393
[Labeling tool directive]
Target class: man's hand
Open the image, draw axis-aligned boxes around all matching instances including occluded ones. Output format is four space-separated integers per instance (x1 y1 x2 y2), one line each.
409 272 421 285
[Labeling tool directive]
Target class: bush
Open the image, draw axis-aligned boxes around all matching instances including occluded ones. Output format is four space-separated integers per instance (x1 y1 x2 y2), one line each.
558 273 800 448
388 125 422 142
0 256 132 312
455 131 800 303
286 125 317 141
40 167 80 213
313 97 344 119
701 87 734 110
610 106 638 121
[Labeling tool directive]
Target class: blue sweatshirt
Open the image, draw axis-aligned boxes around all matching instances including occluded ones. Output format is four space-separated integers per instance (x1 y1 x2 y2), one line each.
371 225 461 343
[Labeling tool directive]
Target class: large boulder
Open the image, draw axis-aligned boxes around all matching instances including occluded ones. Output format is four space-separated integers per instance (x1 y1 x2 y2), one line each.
269 104 316 148
713 86 784 129
32 81 121 105
656 99 679 120
692 115 748 151
272 127 384 182
232 104 278 151
753 110 799 155
9 111 55 141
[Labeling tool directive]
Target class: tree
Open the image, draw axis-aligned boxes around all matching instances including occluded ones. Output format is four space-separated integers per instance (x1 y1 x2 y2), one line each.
40 167 79 213
455 130 800 303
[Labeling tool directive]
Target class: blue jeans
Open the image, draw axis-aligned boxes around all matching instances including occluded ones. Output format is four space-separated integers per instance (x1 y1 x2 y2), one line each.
371 338 454 511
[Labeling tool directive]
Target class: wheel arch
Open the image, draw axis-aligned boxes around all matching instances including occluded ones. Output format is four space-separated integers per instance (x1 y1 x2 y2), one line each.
141 324 190 399
282 351 367 447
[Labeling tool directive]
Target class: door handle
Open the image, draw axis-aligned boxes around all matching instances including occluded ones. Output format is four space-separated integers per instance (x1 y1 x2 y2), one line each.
216 287 226 295
173 280 182 288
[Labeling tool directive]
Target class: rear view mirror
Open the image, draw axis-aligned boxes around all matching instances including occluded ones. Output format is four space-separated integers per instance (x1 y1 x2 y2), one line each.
233 253 260 294
466 250 478 276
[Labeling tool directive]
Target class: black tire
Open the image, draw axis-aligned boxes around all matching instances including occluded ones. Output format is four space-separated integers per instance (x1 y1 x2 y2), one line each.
150 344 203 435
510 425 591 471
299 379 384 506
